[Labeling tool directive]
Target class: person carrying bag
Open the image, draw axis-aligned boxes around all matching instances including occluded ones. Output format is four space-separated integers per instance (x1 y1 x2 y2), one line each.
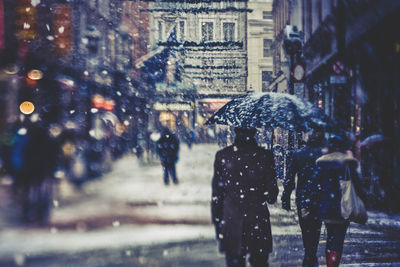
316 135 368 267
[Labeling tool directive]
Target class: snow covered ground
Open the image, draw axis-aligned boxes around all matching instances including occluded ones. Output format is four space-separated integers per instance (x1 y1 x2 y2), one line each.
0 143 399 266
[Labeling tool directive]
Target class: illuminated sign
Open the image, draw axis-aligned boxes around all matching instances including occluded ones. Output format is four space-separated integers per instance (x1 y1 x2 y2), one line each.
199 99 230 111
53 4 72 54
15 0 37 40
153 102 193 111
91 94 104 109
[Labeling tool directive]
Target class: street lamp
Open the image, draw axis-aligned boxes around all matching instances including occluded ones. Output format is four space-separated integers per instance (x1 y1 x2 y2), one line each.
283 25 304 94
283 25 304 149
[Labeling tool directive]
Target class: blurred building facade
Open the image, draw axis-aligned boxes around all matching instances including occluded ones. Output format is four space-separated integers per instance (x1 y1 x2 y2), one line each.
271 0 400 211
247 0 274 92
144 0 250 134
0 0 156 172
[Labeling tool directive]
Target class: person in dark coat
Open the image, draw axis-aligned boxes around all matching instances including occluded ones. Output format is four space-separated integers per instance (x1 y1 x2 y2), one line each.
9 117 59 224
156 127 180 185
315 135 366 267
281 131 325 267
211 127 279 267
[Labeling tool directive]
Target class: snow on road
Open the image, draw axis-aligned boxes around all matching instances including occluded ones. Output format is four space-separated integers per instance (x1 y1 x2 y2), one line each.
1 143 399 264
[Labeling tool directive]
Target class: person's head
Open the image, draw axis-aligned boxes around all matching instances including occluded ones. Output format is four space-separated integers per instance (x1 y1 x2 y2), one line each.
327 135 347 152
234 127 257 137
307 130 325 147
234 127 257 145
162 127 171 135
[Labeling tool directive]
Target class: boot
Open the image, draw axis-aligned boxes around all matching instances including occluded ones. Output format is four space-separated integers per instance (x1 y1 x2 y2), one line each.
325 249 342 267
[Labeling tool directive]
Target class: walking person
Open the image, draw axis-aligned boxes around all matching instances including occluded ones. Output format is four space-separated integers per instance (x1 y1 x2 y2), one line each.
281 131 325 267
156 127 180 185
8 117 59 224
211 127 279 267
315 135 366 267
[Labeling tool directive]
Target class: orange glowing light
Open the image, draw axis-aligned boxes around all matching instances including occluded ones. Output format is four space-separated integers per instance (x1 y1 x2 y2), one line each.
19 101 35 115
27 69 43 80
91 94 104 109
103 99 115 111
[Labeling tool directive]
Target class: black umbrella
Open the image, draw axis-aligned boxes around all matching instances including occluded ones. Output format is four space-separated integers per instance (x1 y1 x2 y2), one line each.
206 92 335 132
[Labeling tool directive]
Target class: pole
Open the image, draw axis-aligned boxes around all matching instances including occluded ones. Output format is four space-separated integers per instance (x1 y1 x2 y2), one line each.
288 52 295 149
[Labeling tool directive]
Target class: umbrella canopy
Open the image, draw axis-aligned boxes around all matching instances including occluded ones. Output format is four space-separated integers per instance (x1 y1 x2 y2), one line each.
206 92 334 132
360 134 385 149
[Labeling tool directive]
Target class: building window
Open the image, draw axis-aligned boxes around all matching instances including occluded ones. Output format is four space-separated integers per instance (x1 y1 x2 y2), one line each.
223 22 235 42
262 71 272 91
201 22 213 42
179 21 185 42
262 11 272 20
263 39 272 57
158 21 163 41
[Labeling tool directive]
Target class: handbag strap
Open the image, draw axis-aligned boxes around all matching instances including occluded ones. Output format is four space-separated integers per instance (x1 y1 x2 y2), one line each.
344 164 352 181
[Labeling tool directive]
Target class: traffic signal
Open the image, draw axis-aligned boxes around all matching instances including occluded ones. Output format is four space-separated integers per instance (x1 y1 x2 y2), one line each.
53 4 72 54
15 0 37 40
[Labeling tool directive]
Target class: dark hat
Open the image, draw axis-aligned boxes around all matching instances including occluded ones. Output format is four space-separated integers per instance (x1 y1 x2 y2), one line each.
234 127 257 136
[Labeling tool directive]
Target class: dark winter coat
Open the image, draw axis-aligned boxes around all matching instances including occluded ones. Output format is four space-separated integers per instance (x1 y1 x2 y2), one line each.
10 123 59 186
284 145 323 212
316 152 365 223
211 139 278 255
156 131 179 165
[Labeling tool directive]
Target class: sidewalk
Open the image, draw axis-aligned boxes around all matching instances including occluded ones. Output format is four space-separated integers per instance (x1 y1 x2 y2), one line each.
0 144 220 261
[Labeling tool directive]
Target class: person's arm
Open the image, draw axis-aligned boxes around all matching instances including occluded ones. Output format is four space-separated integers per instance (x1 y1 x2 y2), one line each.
281 152 297 210
211 152 225 242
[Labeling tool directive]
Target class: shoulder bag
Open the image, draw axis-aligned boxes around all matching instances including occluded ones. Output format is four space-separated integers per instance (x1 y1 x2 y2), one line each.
340 165 368 224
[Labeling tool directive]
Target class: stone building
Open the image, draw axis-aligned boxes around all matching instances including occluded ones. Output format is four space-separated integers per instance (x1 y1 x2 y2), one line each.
247 0 274 92
146 1 250 130
272 0 400 211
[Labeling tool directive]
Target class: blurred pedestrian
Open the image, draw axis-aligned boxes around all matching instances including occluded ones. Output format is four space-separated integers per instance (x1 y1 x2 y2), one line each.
281 131 325 267
8 116 59 224
272 144 284 180
316 135 367 267
156 127 180 185
211 127 278 267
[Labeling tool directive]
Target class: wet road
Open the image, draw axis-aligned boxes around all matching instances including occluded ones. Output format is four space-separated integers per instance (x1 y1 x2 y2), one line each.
0 225 399 267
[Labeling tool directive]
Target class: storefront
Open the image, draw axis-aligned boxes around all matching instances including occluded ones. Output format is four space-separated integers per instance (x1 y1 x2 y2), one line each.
152 101 194 133
196 98 231 126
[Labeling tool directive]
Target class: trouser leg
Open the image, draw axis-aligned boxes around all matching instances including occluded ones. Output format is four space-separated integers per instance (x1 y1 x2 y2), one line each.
325 222 348 252
248 251 269 267
325 222 348 267
225 254 246 267
162 165 169 185
170 163 178 184
298 209 322 267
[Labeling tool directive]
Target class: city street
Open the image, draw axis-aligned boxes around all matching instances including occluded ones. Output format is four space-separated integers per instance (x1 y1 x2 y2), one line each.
0 144 399 266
